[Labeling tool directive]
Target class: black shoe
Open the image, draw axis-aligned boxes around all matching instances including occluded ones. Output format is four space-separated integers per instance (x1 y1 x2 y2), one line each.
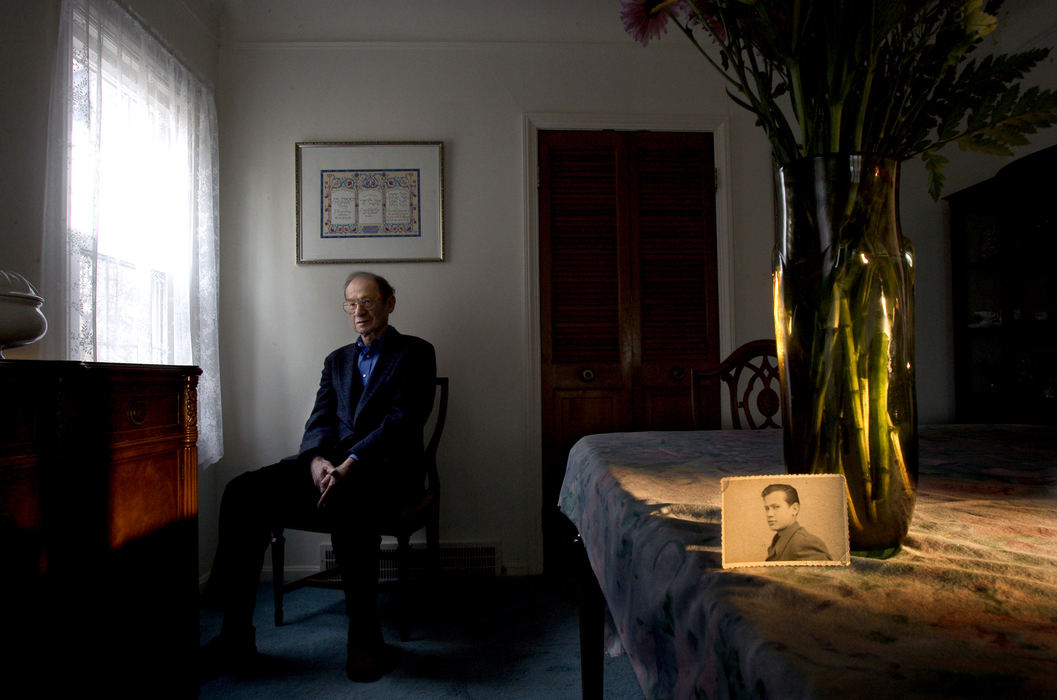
345 642 394 683
199 628 258 682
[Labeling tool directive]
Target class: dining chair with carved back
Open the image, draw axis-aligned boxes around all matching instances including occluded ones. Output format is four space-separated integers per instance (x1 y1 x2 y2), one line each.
691 340 781 430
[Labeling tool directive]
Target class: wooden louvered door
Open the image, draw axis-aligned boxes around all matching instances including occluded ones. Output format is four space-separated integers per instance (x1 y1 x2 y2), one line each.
539 129 719 570
632 132 720 427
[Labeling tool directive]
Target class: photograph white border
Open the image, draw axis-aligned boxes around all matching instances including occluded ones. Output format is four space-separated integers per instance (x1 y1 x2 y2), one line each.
721 474 850 569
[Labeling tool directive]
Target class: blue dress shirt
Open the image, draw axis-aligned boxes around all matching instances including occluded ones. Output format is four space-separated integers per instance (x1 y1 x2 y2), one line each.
348 329 388 463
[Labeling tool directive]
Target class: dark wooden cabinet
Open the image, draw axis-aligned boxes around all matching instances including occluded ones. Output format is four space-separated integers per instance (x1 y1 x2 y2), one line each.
0 360 200 697
947 145 1057 424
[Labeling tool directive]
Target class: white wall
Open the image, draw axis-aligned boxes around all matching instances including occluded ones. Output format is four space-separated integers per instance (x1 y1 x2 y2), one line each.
0 0 58 302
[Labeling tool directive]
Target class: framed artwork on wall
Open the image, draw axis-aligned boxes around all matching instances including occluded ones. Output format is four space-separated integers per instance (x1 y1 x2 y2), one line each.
296 141 444 263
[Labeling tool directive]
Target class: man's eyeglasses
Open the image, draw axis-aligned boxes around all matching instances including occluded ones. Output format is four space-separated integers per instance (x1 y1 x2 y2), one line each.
343 298 378 314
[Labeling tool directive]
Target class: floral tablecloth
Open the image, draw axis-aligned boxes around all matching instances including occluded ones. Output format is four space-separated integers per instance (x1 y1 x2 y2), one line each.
558 424 1057 699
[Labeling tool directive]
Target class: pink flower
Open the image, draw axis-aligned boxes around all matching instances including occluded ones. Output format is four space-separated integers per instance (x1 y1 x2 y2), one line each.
621 0 686 47
685 1 727 43
699 6 728 43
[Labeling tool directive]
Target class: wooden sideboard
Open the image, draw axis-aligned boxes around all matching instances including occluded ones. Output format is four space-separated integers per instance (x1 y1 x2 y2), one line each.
0 360 201 697
946 145 1057 423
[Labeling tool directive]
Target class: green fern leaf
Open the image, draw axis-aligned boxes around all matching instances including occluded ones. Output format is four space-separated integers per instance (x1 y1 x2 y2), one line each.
923 151 949 202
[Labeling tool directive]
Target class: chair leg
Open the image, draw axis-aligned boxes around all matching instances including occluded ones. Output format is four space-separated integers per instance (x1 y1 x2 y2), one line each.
396 533 410 642
271 529 285 626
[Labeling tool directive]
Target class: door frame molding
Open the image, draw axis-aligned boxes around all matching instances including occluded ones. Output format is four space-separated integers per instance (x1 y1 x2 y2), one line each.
522 112 736 571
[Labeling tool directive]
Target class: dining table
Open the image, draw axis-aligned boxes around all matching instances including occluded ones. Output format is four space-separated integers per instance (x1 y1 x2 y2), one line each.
558 424 1057 699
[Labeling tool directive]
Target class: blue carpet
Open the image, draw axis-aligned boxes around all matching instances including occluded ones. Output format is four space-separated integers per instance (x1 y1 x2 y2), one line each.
199 575 642 699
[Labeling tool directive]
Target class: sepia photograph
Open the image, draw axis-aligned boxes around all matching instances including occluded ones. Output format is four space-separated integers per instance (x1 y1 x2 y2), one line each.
721 474 850 568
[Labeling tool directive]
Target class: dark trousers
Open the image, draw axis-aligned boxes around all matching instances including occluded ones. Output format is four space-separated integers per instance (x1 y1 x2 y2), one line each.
205 458 390 645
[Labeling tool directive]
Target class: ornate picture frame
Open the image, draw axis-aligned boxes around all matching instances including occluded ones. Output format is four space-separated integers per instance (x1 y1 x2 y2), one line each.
296 141 444 263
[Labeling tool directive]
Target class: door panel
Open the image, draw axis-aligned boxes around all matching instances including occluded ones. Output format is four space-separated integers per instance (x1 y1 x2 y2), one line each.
558 392 625 447
631 132 718 429
643 387 695 429
539 129 719 571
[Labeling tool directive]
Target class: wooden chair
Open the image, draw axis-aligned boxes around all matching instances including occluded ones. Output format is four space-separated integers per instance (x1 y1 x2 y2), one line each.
270 376 449 641
691 340 781 429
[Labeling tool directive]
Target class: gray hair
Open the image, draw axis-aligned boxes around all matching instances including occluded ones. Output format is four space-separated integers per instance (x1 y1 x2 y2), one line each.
343 271 395 300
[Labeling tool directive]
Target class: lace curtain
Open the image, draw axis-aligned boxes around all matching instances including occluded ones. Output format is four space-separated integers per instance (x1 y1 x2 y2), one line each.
42 0 223 467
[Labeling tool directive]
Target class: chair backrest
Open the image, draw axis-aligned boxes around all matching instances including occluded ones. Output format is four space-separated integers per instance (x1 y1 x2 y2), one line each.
423 377 449 493
691 339 781 430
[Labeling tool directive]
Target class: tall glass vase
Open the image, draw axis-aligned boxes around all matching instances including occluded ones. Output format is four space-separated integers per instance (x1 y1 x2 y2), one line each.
773 154 917 557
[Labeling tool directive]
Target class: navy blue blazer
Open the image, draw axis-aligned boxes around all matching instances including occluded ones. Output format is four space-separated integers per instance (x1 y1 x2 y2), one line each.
294 327 437 492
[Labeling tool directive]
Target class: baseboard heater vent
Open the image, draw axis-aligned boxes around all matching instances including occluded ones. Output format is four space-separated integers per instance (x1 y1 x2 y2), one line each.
320 541 500 581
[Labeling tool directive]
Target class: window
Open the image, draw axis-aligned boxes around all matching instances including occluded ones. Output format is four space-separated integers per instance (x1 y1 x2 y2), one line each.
44 0 222 466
